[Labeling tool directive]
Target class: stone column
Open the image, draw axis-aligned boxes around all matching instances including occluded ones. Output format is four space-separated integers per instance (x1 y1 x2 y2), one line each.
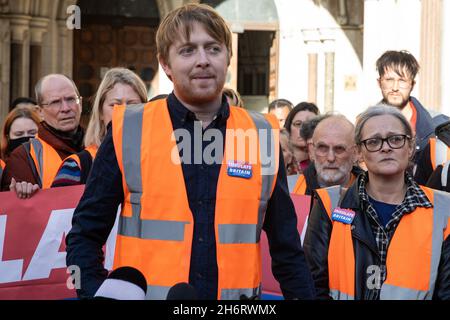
307 53 318 104
57 19 73 77
419 0 442 111
9 14 31 101
324 51 335 112
29 17 49 95
0 17 10 119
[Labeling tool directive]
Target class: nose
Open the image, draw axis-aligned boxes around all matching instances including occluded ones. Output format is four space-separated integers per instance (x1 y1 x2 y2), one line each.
380 139 391 152
326 149 336 162
197 48 210 68
60 99 72 112
392 80 399 91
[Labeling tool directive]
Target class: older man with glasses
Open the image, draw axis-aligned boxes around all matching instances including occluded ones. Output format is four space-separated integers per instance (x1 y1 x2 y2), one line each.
1 74 85 196
289 114 362 196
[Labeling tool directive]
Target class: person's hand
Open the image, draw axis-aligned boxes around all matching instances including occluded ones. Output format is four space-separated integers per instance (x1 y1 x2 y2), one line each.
9 177 40 199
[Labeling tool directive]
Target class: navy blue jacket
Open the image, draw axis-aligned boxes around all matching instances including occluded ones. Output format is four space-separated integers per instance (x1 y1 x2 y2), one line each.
66 94 316 300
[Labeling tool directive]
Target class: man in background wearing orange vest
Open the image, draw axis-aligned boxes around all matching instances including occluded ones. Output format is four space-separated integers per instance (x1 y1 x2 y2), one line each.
66 4 315 300
289 114 362 196
1 74 84 197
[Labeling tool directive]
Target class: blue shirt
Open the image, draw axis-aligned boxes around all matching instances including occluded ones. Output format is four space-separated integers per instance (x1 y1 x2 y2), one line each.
66 93 315 300
368 196 398 228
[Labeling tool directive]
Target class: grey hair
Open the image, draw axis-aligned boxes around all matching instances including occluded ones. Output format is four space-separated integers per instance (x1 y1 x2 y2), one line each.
355 103 414 145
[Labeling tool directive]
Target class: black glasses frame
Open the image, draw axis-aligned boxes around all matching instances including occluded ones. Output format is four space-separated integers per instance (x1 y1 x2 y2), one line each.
359 134 411 152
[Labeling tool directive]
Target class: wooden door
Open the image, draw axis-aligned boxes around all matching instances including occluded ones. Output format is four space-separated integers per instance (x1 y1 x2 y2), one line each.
74 23 158 127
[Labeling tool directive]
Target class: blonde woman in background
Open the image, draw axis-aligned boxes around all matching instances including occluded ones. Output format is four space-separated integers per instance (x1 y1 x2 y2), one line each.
51 68 147 187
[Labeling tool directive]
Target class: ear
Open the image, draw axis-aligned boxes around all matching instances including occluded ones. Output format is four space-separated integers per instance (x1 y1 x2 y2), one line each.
37 106 44 121
356 145 364 164
158 56 172 81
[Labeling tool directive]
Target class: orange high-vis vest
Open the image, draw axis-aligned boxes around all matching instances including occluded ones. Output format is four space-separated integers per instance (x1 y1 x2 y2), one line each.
28 136 63 188
316 185 450 300
429 137 450 171
111 100 280 300
64 144 98 170
288 174 307 195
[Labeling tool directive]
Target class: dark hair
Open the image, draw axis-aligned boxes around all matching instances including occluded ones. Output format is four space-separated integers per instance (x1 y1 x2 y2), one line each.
299 114 331 141
10 97 37 111
268 99 293 112
284 102 320 133
376 50 420 80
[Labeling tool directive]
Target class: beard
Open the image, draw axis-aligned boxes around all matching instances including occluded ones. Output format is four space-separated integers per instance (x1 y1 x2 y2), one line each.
383 94 410 110
315 160 353 187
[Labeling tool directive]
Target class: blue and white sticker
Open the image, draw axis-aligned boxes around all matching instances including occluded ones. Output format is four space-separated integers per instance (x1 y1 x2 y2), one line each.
227 161 252 179
331 207 356 224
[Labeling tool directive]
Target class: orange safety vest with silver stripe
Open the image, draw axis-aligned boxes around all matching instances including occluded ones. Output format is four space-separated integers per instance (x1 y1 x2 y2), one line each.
64 144 98 169
28 136 63 188
288 174 306 194
316 185 450 300
111 100 280 300
429 137 450 171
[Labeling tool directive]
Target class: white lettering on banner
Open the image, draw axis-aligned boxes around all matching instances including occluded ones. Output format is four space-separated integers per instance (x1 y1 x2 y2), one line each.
22 209 74 281
0 215 24 284
0 207 120 284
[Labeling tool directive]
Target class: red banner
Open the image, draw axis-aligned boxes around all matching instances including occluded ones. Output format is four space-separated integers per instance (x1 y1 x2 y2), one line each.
0 186 118 300
261 193 311 297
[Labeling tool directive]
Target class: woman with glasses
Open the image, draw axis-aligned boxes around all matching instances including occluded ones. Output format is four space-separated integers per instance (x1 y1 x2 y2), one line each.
304 104 450 300
284 102 319 174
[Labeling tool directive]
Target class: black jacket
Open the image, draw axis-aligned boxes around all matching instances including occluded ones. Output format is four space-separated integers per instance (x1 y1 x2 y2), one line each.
303 177 450 300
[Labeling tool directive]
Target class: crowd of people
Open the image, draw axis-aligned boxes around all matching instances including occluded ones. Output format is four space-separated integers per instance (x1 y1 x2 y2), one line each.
0 3 448 300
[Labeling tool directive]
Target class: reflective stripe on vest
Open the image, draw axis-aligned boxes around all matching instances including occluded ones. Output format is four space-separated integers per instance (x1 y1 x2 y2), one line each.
317 185 450 300
29 137 62 188
316 186 355 300
441 160 450 188
287 174 300 193
430 137 450 170
291 174 307 195
380 188 450 300
112 101 279 300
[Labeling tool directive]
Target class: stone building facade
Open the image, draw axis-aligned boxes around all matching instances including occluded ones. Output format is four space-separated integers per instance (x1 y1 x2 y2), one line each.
0 0 448 124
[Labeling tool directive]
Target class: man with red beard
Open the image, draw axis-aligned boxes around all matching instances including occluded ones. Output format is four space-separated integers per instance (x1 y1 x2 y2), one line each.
66 3 315 301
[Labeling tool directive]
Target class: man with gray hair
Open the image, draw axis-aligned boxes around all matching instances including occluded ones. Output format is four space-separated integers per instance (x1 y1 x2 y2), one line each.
1 74 84 194
289 114 362 195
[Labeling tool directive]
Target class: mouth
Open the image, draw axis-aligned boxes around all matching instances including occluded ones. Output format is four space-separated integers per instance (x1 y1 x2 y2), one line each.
191 74 214 80
60 117 75 122
380 158 395 162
